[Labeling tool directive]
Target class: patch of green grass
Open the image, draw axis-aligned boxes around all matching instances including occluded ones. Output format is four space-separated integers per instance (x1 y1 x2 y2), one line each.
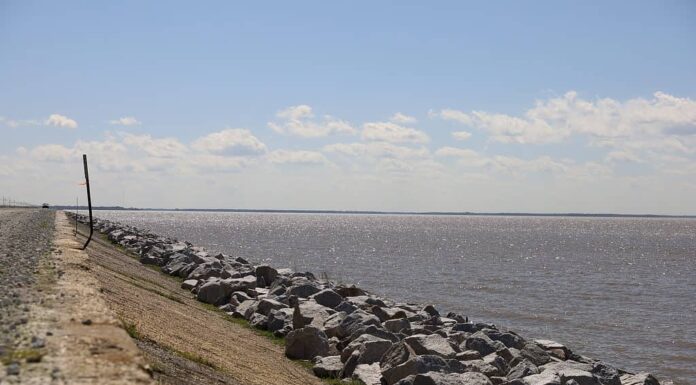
199 303 286 346
324 380 363 385
294 359 314 369
145 264 162 272
147 362 166 374
107 269 184 304
121 321 142 340
122 321 218 374
165 292 185 303
174 349 219 370
293 358 367 385
1 348 44 365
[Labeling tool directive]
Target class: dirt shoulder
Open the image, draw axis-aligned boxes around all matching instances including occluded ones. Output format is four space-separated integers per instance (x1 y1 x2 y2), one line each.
75 213 324 385
1 210 152 384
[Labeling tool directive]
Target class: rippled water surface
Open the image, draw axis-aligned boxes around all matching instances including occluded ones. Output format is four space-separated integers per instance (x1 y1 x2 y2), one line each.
95 210 696 384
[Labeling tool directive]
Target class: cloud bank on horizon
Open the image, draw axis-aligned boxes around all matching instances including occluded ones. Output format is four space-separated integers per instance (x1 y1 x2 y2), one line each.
2 91 695 214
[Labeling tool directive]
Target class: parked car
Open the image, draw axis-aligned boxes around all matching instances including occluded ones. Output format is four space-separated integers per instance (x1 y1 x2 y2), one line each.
42 203 50 209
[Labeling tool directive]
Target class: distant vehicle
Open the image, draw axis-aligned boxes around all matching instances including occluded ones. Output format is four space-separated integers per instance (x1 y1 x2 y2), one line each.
42 203 50 209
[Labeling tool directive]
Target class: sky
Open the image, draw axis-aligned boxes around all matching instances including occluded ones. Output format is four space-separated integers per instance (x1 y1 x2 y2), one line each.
1 1 695 214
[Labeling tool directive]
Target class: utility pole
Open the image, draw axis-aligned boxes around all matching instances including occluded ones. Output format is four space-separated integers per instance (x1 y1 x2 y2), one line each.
81 154 94 250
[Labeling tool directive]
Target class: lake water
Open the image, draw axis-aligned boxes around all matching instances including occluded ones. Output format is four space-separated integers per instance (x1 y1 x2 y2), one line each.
93 210 695 384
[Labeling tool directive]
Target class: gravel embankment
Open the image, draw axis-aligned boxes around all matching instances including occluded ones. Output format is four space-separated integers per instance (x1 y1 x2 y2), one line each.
0 208 54 357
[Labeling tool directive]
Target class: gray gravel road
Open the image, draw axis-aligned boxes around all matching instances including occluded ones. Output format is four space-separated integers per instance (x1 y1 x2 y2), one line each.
0 208 54 357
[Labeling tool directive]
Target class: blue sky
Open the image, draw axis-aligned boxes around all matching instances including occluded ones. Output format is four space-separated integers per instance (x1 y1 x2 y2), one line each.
1 1 695 214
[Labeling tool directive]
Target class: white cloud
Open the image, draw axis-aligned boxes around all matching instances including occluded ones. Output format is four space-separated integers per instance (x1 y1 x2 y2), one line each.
361 122 429 144
188 154 253 171
605 150 643 163
375 158 445 177
323 142 429 159
191 129 267 155
122 133 188 158
430 108 472 125
431 91 696 146
277 104 313 120
435 146 481 159
489 155 569 175
435 146 609 179
390 112 417 124
267 150 328 164
269 105 356 137
1 116 43 128
109 117 141 126
29 144 78 162
452 131 472 141
45 114 78 129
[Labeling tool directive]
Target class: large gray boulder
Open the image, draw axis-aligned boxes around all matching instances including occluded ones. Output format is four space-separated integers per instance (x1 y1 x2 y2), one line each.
619 373 660 385
312 355 342 378
288 282 321 298
221 275 257 292
256 298 287 316
187 260 223 280
255 265 278 287
507 359 539 380
197 279 232 305
352 363 382 385
161 253 193 275
381 354 451 385
338 309 381 338
335 301 358 314
181 279 198 291
558 369 600 385
249 313 268 329
463 332 500 356
311 289 343 309
285 326 330 360
404 334 458 358
335 284 367 297
459 359 502 378
140 253 163 266
394 371 493 385
384 318 411 333
340 350 360 378
540 360 592 373
352 338 392 364
485 330 525 350
535 339 571 360
323 311 347 338
341 334 391 362
267 308 292 333
591 362 621 385
482 353 509 376
523 371 562 385
520 342 551 366
292 300 332 329
372 306 409 322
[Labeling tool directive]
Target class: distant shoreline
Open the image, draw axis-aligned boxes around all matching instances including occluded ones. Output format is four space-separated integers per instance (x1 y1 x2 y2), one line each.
50 206 696 219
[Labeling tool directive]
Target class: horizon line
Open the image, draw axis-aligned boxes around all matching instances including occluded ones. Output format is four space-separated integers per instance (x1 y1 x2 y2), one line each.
51 205 696 219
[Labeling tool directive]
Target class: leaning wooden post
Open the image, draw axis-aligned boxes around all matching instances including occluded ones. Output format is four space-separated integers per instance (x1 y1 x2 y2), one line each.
81 154 94 250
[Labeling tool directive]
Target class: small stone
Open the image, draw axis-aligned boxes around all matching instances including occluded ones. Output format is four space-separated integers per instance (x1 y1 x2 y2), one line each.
7 362 20 375
31 336 46 348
